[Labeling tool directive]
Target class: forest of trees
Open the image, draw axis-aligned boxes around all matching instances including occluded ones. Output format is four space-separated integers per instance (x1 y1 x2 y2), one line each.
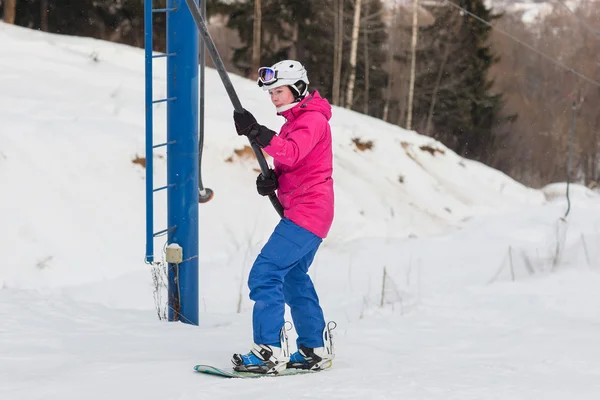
1 0 598 188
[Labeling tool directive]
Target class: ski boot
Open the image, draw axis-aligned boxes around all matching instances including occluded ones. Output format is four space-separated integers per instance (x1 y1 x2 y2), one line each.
287 321 336 371
231 324 291 374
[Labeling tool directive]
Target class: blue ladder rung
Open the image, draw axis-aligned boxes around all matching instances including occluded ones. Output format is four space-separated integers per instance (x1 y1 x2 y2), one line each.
153 226 176 237
153 141 175 149
153 97 176 104
152 53 176 59
153 184 176 193
153 8 176 13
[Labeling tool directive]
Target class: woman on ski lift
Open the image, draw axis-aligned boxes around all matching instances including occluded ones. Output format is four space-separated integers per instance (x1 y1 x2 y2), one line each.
232 60 336 374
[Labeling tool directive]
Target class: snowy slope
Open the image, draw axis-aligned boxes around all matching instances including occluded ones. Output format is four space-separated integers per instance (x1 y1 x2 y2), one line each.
1 22 600 400
0 22 543 289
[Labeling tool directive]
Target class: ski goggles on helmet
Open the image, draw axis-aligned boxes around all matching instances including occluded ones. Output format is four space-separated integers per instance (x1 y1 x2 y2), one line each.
257 67 278 87
257 66 303 87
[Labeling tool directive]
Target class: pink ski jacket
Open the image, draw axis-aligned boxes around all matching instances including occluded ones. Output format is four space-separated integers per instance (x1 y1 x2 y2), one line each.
263 91 334 239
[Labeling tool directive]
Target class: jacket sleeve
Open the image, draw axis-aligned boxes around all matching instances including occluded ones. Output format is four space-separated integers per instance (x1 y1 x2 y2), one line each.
263 115 326 168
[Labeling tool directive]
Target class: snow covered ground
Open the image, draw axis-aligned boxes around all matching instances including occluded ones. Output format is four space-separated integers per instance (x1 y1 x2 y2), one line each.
1 22 600 399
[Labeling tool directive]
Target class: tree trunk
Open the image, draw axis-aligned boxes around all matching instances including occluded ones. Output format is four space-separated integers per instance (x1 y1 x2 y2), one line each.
363 0 370 115
594 127 599 183
397 78 407 127
4 0 17 24
425 46 449 136
289 21 299 60
332 0 339 104
406 0 419 130
332 0 344 106
345 0 362 109
40 0 48 32
251 0 262 79
382 5 397 122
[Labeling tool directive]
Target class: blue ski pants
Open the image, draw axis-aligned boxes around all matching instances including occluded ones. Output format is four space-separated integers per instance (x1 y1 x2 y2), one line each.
249 218 326 349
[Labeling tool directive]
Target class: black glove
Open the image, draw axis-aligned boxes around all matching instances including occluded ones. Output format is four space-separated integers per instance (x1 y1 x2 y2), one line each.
256 169 278 196
233 109 276 148
249 125 276 148
233 109 258 136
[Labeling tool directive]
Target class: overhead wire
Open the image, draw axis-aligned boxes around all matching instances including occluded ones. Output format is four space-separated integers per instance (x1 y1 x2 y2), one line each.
441 0 597 218
442 0 600 88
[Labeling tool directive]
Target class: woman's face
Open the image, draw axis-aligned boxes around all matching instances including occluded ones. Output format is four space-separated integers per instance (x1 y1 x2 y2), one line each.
269 86 295 108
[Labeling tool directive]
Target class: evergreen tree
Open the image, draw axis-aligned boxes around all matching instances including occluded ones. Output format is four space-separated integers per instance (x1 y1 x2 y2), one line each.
4 0 169 51
413 0 506 160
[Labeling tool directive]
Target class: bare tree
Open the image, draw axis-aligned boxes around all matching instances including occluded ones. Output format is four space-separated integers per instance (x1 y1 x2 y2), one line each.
345 0 363 109
382 2 434 125
332 0 344 106
251 0 262 79
40 0 48 32
406 0 419 130
289 21 299 60
382 4 398 122
3 0 17 24
363 0 370 114
488 4 600 186
425 45 449 135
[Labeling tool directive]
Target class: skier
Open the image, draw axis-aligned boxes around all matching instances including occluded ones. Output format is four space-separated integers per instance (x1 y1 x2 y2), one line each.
231 60 336 374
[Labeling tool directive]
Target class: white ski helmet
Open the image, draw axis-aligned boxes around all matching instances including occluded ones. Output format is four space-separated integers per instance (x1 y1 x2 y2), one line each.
257 60 310 100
